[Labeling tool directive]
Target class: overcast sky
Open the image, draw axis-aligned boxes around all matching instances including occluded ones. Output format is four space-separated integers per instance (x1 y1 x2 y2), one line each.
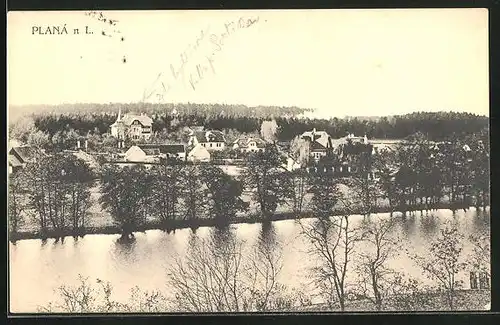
7 9 489 118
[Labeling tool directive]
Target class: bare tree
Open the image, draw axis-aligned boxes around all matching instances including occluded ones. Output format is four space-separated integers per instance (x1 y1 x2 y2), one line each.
150 163 183 228
412 225 466 310
167 232 297 312
354 216 398 310
300 193 363 311
38 275 170 313
288 169 310 217
467 231 490 279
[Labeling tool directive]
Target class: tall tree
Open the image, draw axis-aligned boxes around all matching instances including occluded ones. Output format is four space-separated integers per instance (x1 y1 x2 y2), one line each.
150 163 183 229
8 171 27 239
180 164 209 223
309 171 339 219
300 211 362 311
371 149 398 215
355 217 398 311
348 143 377 216
288 169 310 217
201 165 248 227
99 165 150 239
23 153 93 238
243 144 293 220
61 154 94 236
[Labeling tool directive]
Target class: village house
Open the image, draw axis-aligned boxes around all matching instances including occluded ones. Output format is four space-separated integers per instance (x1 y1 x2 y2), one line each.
187 129 226 151
332 133 371 157
300 128 334 162
232 137 266 153
8 146 47 174
124 144 186 163
110 109 153 141
187 143 211 163
124 145 160 163
137 143 186 161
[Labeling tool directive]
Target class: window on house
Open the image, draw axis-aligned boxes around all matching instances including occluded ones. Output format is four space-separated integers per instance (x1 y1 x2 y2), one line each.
210 143 213 147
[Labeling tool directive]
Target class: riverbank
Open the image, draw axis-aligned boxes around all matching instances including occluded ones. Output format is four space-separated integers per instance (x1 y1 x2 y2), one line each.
9 202 490 242
295 289 491 312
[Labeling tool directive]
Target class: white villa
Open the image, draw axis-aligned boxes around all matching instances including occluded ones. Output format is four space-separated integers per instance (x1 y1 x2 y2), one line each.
110 109 153 140
187 129 226 151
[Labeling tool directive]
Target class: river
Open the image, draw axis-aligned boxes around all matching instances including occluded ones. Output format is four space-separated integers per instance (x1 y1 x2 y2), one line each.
9 208 490 313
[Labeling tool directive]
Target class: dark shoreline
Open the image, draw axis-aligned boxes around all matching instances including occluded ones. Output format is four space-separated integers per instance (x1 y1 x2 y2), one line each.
9 202 490 242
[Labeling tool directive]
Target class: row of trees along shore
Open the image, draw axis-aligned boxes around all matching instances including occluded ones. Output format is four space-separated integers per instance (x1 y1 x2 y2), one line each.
9 107 488 151
8 127 489 241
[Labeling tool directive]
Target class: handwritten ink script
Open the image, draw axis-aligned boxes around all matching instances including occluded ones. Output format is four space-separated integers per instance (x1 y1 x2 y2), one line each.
85 11 123 39
144 16 260 102
85 11 119 26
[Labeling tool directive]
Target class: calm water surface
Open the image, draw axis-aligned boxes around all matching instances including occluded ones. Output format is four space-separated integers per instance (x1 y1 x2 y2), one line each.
9 208 490 312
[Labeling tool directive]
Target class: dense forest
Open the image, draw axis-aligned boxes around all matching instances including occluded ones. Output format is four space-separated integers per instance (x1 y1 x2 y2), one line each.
8 103 489 149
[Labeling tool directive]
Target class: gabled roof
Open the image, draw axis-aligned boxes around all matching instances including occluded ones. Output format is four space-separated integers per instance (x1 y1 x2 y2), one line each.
125 145 146 156
188 143 211 158
301 130 330 141
115 113 153 127
8 154 23 167
9 146 46 164
192 130 225 143
142 148 161 155
310 141 328 152
234 137 266 149
301 130 332 149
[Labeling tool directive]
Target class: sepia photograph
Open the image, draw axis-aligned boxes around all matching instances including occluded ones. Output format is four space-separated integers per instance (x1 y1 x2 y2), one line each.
7 8 490 313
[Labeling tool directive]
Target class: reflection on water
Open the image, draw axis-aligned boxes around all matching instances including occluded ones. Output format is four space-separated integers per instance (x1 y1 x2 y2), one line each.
420 214 439 237
9 208 490 313
113 236 138 262
258 221 278 253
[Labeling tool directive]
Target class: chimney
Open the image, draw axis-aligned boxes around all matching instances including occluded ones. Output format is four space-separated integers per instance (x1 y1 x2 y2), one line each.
77 140 81 149
85 140 88 151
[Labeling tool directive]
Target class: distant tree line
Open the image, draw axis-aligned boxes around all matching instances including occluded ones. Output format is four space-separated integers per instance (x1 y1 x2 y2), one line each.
9 104 488 152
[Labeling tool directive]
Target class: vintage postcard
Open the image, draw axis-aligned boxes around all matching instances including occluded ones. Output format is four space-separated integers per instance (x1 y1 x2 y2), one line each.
7 9 490 313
